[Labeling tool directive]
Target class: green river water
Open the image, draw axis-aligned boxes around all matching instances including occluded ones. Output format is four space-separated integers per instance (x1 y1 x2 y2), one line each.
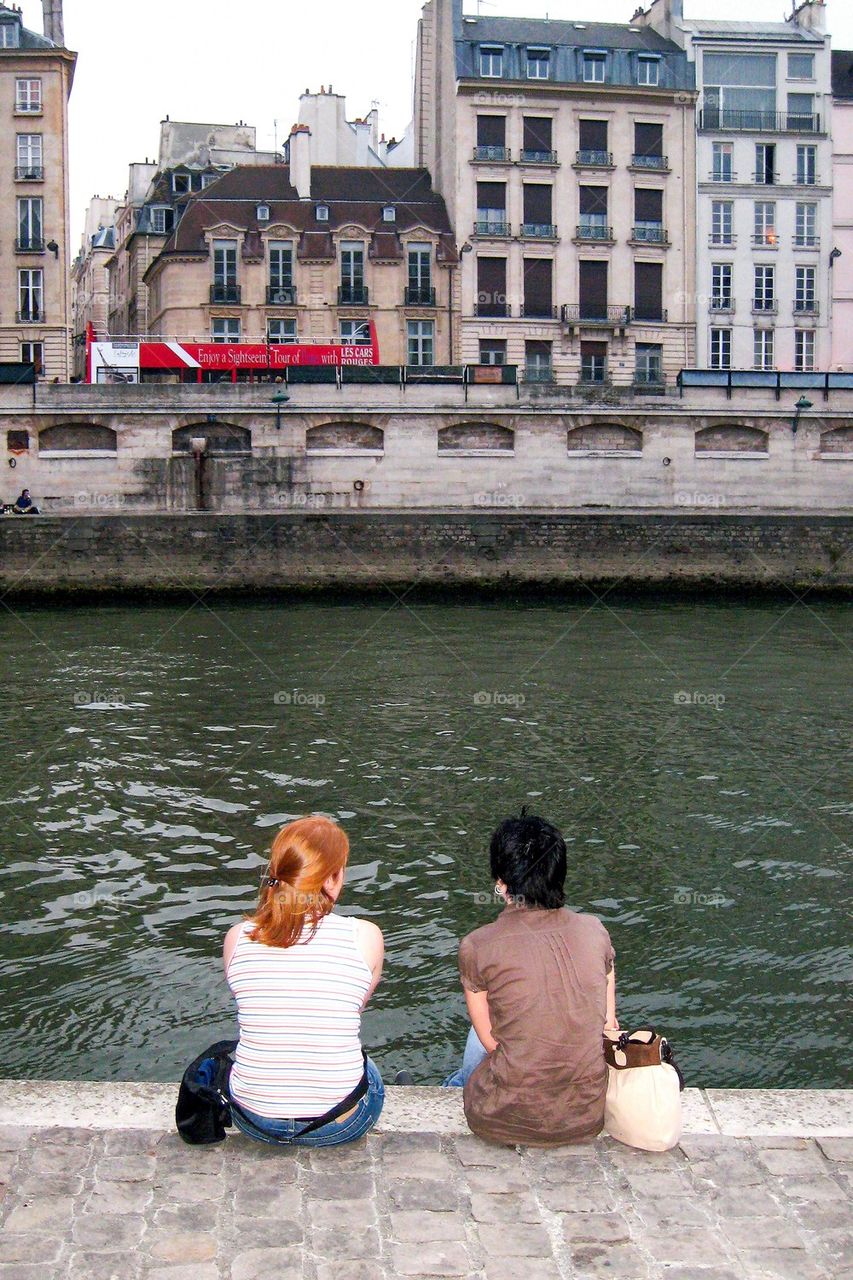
0 597 850 1088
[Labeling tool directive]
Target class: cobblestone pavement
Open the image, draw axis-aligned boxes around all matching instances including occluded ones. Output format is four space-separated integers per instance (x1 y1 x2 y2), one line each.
0 1125 850 1280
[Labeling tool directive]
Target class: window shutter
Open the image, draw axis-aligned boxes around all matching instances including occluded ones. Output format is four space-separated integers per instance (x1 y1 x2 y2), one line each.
523 117 553 151
580 260 608 318
477 256 507 314
477 116 506 147
580 186 608 214
634 189 663 221
634 123 663 157
579 119 608 151
477 182 506 211
523 259 553 315
634 261 663 320
523 184 552 223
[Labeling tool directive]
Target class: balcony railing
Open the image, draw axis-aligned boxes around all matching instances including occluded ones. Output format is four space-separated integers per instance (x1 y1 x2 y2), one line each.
210 284 241 304
795 173 818 187
521 223 557 239
15 166 43 181
752 300 778 314
561 304 631 327
709 170 736 183
793 236 820 249
631 224 668 245
575 149 613 167
524 364 554 383
519 149 558 165
709 299 735 313
709 235 736 248
579 366 609 385
473 145 511 163
794 300 820 316
266 285 297 305
631 154 668 170
575 222 613 242
753 172 779 185
474 220 510 237
15 237 45 253
699 108 821 134
16 309 43 323
520 304 558 319
338 285 369 305
404 286 436 306
474 301 510 318
751 233 779 249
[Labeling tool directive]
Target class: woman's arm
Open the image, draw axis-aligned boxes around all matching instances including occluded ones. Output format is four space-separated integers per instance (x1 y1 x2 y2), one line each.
464 988 498 1053
605 964 619 1031
355 919 384 1009
223 922 243 977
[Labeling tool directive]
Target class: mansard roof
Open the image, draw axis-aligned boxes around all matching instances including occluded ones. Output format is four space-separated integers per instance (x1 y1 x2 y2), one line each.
0 3 57 48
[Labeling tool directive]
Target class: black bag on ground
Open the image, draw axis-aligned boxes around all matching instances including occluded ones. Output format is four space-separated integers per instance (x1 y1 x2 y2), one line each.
175 1039 238 1146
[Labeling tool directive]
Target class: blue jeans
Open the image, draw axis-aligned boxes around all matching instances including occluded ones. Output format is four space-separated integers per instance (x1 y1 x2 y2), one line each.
443 1026 489 1088
230 1058 384 1147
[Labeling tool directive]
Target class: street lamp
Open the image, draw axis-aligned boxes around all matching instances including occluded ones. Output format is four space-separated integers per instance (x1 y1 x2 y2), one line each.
792 395 813 435
270 390 290 431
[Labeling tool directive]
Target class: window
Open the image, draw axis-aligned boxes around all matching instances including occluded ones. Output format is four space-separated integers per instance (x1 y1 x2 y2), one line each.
212 318 240 343
795 265 816 312
269 241 294 289
212 239 238 301
637 56 660 87
172 173 191 194
522 184 553 237
583 52 606 83
20 342 43 375
527 47 550 79
340 320 371 345
634 188 664 242
17 197 43 250
407 320 434 366
795 202 818 247
787 93 815 129
580 340 608 383
150 206 175 234
16 134 43 177
257 204 270 222
754 329 774 371
711 200 734 245
579 186 609 239
382 205 396 222
15 79 42 113
268 319 297 344
476 115 507 160
579 260 608 320
0 21 19 47
522 117 554 162
703 52 776 129
710 328 732 369
634 123 665 167
480 45 503 78
407 244 432 303
476 257 508 317
795 329 815 371
754 264 775 311
479 339 507 366
788 53 814 80
754 201 777 247
340 241 366 302
201 173 217 188
796 145 817 185
476 182 507 233
315 204 329 221
711 263 733 310
578 119 609 165
18 268 44 321
755 143 776 184
634 261 664 322
712 142 733 182
523 258 553 317
635 343 663 385
525 340 552 382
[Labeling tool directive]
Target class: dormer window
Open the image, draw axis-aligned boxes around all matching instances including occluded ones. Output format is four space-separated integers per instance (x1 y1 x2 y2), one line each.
480 45 504 78
0 21 20 48
257 204 271 222
583 51 607 84
527 47 550 80
382 205 396 223
172 173 191 195
316 204 330 222
637 55 661 87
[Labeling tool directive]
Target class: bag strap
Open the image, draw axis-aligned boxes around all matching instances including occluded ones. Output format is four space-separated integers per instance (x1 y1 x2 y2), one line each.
660 1037 686 1092
226 1051 370 1142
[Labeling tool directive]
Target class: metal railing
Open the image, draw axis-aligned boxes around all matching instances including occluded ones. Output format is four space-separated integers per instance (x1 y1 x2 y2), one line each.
633 308 669 323
524 365 554 383
709 235 736 248
15 166 43 181
575 150 613 167
579 366 609 385
520 304 558 319
473 145 511 162
709 299 735 313
699 109 821 134
794 300 820 316
404 286 436 306
474 301 511 318
519 149 558 165
210 284 241 304
15 237 44 252
561 304 631 326
338 285 369 305
575 222 613 241
793 236 820 248
631 154 668 170
751 234 779 248
474 220 510 237
521 223 557 239
709 170 736 183
632 224 668 244
753 172 779 185
752 300 778 314
16 309 43 323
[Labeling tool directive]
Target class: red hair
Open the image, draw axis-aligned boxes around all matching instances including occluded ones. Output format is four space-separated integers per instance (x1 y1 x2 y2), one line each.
248 815 349 949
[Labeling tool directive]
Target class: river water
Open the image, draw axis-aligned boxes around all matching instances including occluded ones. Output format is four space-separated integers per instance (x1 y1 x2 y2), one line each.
0 597 850 1089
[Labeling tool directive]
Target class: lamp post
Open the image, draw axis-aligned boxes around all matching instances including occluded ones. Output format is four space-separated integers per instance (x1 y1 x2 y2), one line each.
270 390 290 431
792 395 813 435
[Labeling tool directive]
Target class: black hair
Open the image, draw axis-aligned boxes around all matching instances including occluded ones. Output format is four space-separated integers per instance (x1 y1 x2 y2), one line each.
489 809 566 909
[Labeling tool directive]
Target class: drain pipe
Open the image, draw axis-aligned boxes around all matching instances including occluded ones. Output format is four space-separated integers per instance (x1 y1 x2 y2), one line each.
190 436 208 510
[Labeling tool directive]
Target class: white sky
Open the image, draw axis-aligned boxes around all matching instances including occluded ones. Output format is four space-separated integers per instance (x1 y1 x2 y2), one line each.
13 0 853 246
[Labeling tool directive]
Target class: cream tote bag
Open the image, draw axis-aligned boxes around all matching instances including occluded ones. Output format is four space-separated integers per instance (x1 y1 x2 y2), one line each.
603 1027 684 1152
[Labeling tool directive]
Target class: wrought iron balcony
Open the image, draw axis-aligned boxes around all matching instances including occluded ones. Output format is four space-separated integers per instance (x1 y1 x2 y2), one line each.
473 145 511 163
575 150 613 168
15 237 44 253
631 224 668 245
210 283 241 304
794 300 820 316
631 154 668 170
519 149 558 165
16 309 43 323
338 285 369 305
575 222 613 242
561 304 631 327
404 286 436 306
474 219 510 237
709 170 737 183
15 166 43 181
753 172 779 185
266 285 297 305
699 109 821 134
520 223 557 239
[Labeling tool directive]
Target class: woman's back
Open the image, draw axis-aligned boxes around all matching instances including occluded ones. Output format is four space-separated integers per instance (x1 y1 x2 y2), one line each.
227 911 372 1118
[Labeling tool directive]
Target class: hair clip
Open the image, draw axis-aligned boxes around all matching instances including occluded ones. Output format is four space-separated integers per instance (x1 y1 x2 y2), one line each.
264 876 280 888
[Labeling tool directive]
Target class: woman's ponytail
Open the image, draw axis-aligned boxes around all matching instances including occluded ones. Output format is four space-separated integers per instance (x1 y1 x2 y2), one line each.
247 816 349 949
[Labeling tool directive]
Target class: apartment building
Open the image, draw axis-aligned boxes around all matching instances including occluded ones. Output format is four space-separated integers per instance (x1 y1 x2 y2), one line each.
141 128 457 366
0 1 75 379
831 48 853 369
415 0 697 389
71 195 118 376
640 0 833 375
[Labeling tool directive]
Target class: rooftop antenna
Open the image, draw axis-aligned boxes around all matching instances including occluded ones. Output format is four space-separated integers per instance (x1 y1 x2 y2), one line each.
273 119 278 152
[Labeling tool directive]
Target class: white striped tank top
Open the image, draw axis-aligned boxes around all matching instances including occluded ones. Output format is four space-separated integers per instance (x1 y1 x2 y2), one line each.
226 911 372 1119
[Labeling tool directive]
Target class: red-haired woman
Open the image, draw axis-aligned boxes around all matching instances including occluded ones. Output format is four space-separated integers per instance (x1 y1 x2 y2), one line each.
223 815 385 1146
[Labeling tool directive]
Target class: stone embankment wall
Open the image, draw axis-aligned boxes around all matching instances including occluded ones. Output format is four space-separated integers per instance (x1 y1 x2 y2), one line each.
1 512 850 594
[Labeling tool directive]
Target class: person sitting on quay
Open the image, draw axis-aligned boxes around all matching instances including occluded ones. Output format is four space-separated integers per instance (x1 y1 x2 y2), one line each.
12 489 39 515
223 814 385 1146
443 809 618 1146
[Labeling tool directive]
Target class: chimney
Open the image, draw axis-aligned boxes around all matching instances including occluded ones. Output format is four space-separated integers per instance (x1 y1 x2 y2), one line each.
289 124 312 199
42 0 64 45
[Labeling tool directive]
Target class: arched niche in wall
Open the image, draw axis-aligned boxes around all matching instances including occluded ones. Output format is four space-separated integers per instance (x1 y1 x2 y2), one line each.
566 423 642 455
172 423 252 454
306 423 385 454
38 424 118 456
819 425 853 455
437 423 514 455
695 424 768 456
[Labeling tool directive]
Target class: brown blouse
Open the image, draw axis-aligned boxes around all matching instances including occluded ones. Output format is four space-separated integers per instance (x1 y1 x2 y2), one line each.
458 903 615 1147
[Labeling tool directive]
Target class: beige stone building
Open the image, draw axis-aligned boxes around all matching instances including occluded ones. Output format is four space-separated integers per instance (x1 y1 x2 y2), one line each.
142 130 457 368
0 1 75 379
71 195 118 377
415 0 698 390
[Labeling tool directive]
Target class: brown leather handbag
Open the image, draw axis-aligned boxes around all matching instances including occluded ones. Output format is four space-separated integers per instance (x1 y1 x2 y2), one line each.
603 1026 685 1151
